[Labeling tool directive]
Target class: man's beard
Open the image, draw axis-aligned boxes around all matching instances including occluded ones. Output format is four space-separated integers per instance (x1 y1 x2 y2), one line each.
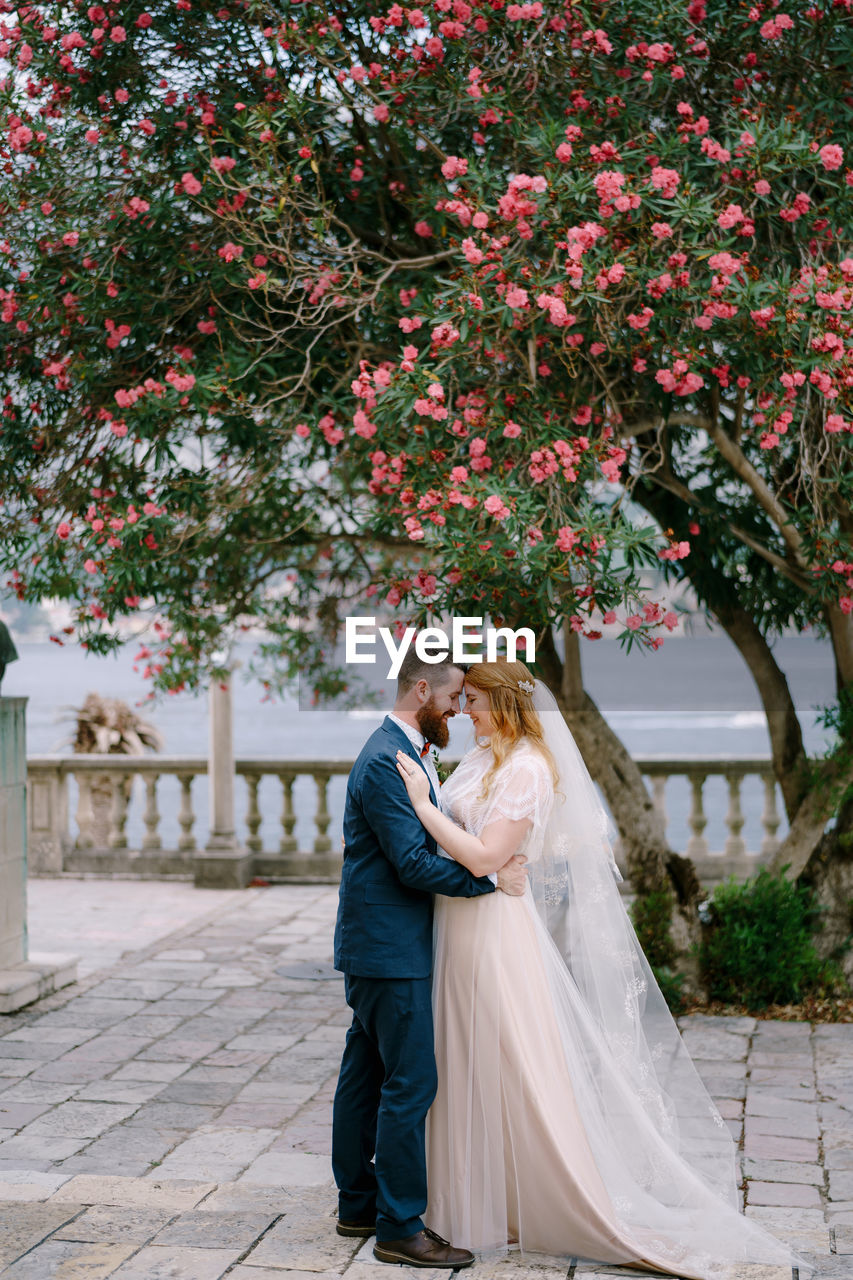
417 697 451 749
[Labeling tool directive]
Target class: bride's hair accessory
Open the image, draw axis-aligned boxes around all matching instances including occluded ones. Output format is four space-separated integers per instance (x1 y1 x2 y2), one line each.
517 679 535 694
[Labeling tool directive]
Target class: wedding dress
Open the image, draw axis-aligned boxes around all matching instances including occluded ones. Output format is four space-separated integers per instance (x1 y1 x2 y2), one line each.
425 683 801 1280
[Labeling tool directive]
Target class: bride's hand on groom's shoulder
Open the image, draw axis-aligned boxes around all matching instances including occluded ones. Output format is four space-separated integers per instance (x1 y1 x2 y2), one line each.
395 749 431 809
496 855 528 897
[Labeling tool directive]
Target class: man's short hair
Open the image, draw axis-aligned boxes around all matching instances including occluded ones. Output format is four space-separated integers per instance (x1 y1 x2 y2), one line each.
396 646 465 697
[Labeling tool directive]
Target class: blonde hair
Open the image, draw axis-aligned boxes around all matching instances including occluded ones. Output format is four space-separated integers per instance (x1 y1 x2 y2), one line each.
464 658 560 800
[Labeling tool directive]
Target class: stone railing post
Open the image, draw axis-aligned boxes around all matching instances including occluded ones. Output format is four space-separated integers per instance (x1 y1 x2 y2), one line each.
0 698 77 1013
26 760 69 874
195 669 251 888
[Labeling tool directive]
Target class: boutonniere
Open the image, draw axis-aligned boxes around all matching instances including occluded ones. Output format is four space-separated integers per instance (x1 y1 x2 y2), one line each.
430 749 451 785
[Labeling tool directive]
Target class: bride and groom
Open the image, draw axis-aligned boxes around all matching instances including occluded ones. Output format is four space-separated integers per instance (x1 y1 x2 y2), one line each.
332 648 800 1278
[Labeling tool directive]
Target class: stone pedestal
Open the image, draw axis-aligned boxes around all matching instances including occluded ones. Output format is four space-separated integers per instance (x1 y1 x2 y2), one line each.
0 698 77 1013
194 675 251 889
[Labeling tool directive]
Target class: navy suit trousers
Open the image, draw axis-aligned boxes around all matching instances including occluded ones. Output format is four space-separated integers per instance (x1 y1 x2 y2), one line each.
332 974 437 1242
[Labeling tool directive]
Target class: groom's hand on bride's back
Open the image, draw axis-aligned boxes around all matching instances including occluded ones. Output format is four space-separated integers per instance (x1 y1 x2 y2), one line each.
496 855 528 897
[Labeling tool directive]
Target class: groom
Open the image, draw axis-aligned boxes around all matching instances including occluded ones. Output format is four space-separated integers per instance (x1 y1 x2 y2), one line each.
332 648 527 1269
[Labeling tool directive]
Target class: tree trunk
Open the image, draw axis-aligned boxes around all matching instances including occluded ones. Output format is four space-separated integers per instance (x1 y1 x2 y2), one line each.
712 601 809 820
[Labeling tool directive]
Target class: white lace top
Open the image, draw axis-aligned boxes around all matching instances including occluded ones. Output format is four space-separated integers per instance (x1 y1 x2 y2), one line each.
440 739 554 863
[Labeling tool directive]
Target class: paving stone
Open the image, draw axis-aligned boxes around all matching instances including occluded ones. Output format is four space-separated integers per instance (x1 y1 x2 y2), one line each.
110 1059 190 1083
0 1239 137 1278
226 1270 343 1280
150 1209 279 1249
742 1158 823 1185
828 1171 853 1201
238 1151 332 1186
72 1080 166 1105
53 1203 176 1243
744 1113 819 1141
745 1093 818 1122
824 1146 853 1170
792 1256 853 1279
743 1133 819 1162
151 1126 278 1181
106 1243 244 1279
51 1174 217 1210
0 1200 87 1268
24 1099 139 1138
124 1101 220 1130
746 1181 821 1208
242 1215 359 1272
193 1184 295 1214
87 978 181 1000
0 1100 53 1128
3 1025 98 1046
155 1080 243 1105
0 1170 72 1200
0 1134 90 1160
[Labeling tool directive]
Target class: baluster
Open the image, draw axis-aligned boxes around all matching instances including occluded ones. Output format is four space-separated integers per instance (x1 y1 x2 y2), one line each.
245 772 262 853
724 772 746 857
108 773 129 849
177 773 196 853
75 773 95 849
760 773 781 857
141 773 162 851
650 774 668 841
686 773 709 859
313 771 332 853
279 772 297 854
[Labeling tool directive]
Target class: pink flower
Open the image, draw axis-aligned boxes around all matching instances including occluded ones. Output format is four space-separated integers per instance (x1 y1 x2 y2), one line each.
503 421 522 438
136 12 153 27
556 526 578 552
181 172 202 195
717 203 743 229
138 118 156 136
57 522 71 540
165 368 196 392
825 413 846 433
651 221 673 239
626 615 642 631
441 155 468 180
602 610 617 625
109 25 127 41
461 237 483 265
85 127 100 144
218 242 243 262
594 169 626 201
663 611 679 631
373 103 390 123
84 559 98 574
62 230 80 248
649 166 680 198
414 221 433 238
819 143 844 172
211 156 236 173
248 273 267 289
840 597 853 615
754 178 771 196
484 494 510 520
556 143 573 163
505 286 529 309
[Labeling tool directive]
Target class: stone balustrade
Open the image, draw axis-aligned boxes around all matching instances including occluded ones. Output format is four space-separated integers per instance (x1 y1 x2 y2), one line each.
26 753 786 888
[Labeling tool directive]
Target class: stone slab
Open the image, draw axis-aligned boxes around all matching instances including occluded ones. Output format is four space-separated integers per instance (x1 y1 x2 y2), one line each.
742 1158 823 1185
746 1181 821 1208
151 1209 280 1249
238 1151 331 1186
107 1244 245 1278
0 955 79 1015
0 1170 72 1200
0 1200 87 1269
0 1239 136 1278
51 1174 217 1210
53 1203 177 1244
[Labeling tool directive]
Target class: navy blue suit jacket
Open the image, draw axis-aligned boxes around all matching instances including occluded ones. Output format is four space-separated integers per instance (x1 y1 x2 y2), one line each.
334 716 495 979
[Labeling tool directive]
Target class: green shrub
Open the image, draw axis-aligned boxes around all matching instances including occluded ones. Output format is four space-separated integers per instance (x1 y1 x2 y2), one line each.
631 886 686 1015
699 868 840 1009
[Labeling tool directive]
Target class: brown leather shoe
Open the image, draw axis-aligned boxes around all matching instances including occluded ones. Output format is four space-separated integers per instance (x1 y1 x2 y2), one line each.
374 1227 474 1268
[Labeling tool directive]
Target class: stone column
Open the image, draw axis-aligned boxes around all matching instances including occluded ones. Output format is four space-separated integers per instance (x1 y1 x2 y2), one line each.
194 672 251 888
0 698 77 1013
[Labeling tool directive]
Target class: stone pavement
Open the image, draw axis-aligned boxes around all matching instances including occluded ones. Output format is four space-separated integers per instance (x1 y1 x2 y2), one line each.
0 883 847 1280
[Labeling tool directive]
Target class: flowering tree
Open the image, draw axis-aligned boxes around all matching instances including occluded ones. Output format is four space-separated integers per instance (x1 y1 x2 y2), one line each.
2 0 852 955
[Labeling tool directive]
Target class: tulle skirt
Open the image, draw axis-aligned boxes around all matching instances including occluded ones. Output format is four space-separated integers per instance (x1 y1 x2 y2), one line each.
425 888 796 1280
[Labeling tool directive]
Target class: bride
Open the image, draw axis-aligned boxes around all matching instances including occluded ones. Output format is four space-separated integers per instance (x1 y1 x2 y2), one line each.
394 657 801 1280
